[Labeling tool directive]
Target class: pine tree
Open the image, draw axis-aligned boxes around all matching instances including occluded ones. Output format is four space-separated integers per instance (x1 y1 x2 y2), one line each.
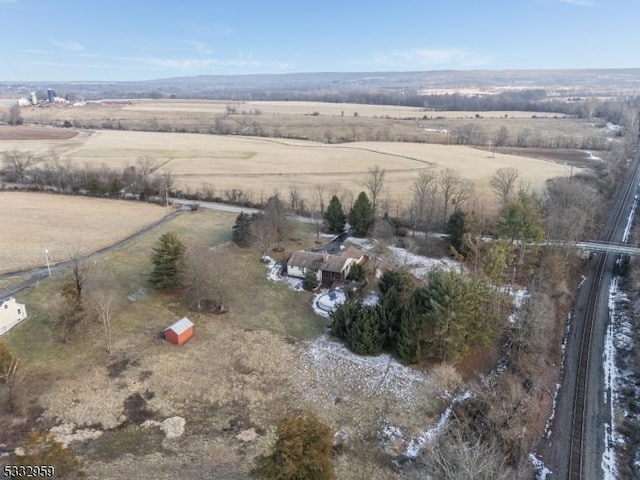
396 304 422 364
348 305 384 356
251 411 334 480
378 269 414 348
232 212 253 247
149 231 185 289
447 209 468 258
330 299 359 341
324 195 346 234
302 269 319 291
349 191 374 237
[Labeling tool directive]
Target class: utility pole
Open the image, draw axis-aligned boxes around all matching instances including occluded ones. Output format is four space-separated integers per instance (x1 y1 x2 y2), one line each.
44 249 52 277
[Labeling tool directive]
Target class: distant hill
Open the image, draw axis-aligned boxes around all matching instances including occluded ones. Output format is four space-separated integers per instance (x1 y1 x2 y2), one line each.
1 68 639 102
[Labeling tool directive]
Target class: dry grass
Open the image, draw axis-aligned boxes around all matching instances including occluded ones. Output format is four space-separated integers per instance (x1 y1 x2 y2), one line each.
23 129 576 206
0 192 171 273
0 125 78 141
3 210 432 479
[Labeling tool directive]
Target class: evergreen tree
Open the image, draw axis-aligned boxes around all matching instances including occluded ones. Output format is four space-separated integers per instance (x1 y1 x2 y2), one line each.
447 209 468 257
347 262 366 282
379 269 414 348
324 195 346 234
251 411 334 480
330 299 359 341
149 231 185 289
497 192 545 245
348 305 384 356
302 269 319 291
349 191 374 237
396 303 422 363
232 212 253 247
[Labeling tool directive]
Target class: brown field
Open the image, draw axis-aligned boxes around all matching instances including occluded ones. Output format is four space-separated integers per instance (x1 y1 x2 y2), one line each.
59 130 575 203
0 125 78 141
123 99 565 119
0 99 603 146
0 192 171 273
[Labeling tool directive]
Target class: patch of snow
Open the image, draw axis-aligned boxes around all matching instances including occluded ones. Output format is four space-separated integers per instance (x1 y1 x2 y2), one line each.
49 423 103 447
622 193 638 243
160 416 185 439
263 255 304 292
585 151 603 161
345 236 377 252
530 453 553 479
387 245 461 279
362 291 380 306
423 127 448 134
236 428 258 442
299 333 431 405
313 289 347 317
508 288 530 324
606 122 622 133
127 287 147 302
404 390 473 457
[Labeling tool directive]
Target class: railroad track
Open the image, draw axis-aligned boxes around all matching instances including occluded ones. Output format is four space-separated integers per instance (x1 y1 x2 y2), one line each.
567 145 640 479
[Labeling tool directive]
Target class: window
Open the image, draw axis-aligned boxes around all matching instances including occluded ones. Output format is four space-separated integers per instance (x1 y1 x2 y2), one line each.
17 309 21 315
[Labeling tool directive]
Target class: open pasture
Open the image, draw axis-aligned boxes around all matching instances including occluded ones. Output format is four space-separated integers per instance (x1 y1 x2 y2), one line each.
61 129 575 203
0 192 170 273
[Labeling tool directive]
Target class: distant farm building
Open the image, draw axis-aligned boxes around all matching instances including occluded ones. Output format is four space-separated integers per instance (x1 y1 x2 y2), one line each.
287 246 365 285
0 297 27 335
163 317 194 345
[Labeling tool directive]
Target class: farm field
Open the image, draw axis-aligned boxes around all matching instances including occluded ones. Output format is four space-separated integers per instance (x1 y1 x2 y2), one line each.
0 192 171 273
2 99 604 146
4 129 580 206
1 209 440 479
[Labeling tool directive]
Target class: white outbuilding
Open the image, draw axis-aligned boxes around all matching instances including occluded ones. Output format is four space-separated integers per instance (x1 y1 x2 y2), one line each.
0 297 27 335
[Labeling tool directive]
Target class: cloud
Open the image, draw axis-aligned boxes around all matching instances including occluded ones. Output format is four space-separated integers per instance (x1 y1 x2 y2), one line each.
188 40 212 55
49 39 84 51
373 47 490 68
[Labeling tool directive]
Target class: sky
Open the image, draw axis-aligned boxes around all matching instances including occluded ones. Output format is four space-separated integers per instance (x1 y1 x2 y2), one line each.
0 0 638 82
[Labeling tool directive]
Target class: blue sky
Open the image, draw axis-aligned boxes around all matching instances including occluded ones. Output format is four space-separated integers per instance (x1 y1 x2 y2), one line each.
0 0 638 81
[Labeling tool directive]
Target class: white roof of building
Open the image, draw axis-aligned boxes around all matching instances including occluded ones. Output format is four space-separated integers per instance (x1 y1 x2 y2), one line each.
164 317 194 335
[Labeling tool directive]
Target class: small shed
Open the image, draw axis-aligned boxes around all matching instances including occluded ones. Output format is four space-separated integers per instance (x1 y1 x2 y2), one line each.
163 317 194 346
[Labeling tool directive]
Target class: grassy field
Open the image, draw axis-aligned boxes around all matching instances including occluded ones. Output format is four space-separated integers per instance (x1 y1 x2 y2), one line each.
1 209 440 479
0 192 171 273
1 129 578 209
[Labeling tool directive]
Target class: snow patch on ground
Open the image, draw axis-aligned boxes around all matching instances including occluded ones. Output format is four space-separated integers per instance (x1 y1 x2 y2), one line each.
622 193 638 243
585 151 603 161
263 255 304 292
423 127 448 134
387 245 461 279
403 390 473 458
299 333 431 405
312 289 347 318
508 288 529 324
49 423 103 447
345 236 377 251
530 453 553 479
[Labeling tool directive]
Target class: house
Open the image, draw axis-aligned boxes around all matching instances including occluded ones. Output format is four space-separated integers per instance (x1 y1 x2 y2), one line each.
0 297 27 335
163 317 194 346
287 246 365 285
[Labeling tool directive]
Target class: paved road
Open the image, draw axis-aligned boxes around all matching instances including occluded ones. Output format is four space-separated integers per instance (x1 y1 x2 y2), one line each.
0 208 186 301
171 198 315 224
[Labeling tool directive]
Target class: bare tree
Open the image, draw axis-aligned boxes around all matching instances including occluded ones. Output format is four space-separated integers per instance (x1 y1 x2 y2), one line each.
412 423 512 480
251 214 276 257
312 184 326 215
364 165 386 217
7 104 23 126
0 340 20 412
88 286 123 354
490 168 520 205
410 171 438 240
135 156 156 192
288 185 304 213
47 151 74 191
179 243 217 311
2 150 40 183
438 168 463 229
154 170 174 207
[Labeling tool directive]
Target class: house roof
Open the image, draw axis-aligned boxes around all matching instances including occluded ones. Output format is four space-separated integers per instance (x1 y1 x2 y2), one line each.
288 251 351 273
164 317 194 335
340 246 365 260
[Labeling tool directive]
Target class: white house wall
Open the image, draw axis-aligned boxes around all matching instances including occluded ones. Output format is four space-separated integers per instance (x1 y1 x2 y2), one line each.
287 265 322 282
0 298 27 335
